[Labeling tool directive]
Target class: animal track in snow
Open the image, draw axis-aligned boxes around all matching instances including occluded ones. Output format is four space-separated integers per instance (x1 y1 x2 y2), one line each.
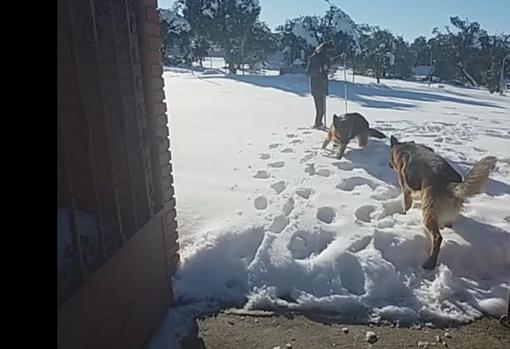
254 196 268 210
253 170 270 179
259 153 271 160
332 161 355 171
304 164 316 176
300 151 317 163
316 168 331 177
287 230 335 259
295 188 313 199
271 181 286 194
317 207 336 224
282 198 295 217
269 215 289 233
268 161 285 168
355 205 377 223
336 177 378 191
269 143 281 149
347 235 373 254
281 148 293 153
286 133 297 138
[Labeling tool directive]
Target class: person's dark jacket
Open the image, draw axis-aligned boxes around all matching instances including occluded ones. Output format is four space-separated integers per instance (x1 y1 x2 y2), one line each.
306 50 332 96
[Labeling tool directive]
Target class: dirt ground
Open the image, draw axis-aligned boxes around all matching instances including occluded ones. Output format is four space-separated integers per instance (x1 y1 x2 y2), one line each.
183 312 510 349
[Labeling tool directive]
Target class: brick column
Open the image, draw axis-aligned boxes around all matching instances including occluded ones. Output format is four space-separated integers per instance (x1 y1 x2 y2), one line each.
138 0 180 277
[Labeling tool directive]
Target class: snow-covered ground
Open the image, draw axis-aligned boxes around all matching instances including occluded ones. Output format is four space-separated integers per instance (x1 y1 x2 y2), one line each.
148 67 510 347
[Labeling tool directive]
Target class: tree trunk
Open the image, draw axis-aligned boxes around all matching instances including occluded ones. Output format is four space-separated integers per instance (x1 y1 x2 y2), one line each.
228 62 236 74
457 63 478 86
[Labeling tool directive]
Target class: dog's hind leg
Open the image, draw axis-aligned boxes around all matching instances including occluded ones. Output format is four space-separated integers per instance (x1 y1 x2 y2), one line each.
421 188 443 270
357 131 368 147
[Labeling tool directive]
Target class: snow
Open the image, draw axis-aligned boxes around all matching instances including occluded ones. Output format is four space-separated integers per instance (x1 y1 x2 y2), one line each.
160 9 190 34
201 0 218 18
235 0 260 14
329 7 360 45
291 18 319 48
385 52 395 66
149 66 510 347
292 58 304 66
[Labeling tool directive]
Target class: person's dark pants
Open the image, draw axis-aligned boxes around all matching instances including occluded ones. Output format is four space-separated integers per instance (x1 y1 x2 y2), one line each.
312 94 326 127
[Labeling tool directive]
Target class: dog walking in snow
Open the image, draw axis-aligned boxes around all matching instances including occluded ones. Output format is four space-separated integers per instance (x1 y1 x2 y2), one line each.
388 135 497 269
321 112 386 159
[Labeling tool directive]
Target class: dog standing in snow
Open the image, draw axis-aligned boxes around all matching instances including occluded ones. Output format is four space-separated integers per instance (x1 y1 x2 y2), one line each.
321 112 386 159
388 135 497 270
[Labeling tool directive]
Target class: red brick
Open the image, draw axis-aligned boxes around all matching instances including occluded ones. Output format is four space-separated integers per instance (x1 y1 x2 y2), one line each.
162 179 174 193
159 138 170 151
155 114 169 128
154 102 167 114
146 22 161 36
160 152 170 164
166 233 178 251
154 90 166 102
163 188 175 203
167 222 178 241
148 37 161 50
151 64 163 77
146 8 159 21
165 206 177 220
167 253 180 275
148 50 162 63
143 0 157 6
152 76 164 89
168 241 179 256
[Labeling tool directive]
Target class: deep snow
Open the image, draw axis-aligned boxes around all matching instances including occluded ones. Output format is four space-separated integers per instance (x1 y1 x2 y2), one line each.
148 66 510 348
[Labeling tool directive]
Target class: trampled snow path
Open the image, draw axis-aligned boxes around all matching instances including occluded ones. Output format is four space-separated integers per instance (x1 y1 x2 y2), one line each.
148 69 510 348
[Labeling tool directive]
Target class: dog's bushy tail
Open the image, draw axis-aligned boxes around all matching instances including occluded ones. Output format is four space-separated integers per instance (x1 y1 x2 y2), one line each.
448 156 497 199
368 128 386 139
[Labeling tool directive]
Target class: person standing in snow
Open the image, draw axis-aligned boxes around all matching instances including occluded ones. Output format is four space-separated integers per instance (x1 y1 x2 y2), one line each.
306 41 338 129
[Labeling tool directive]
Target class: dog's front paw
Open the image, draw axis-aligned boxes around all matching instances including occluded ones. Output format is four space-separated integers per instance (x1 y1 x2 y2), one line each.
422 257 437 270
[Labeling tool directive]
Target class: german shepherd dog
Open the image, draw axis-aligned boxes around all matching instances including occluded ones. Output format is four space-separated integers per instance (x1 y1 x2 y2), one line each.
322 113 386 159
388 135 497 269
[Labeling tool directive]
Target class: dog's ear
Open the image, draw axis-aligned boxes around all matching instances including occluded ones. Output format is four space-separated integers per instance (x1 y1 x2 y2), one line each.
390 135 400 147
333 114 338 120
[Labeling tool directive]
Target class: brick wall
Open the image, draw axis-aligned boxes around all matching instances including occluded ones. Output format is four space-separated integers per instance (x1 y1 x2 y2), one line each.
139 0 180 275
